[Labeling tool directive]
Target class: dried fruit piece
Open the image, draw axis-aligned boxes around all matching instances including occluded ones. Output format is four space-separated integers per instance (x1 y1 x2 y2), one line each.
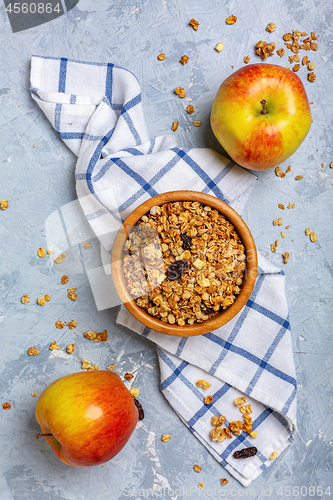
226 15 237 24
196 379 211 389
157 53 165 61
124 373 134 380
133 398 144 420
278 204 285 209
204 395 213 405
186 104 194 114
189 18 199 30
37 248 46 258
66 344 75 354
49 342 60 350
233 447 257 459
171 121 179 132
180 55 189 65
270 451 278 460
130 388 140 397
234 397 246 407
2 402 11 409
214 42 224 52
309 232 317 242
266 22 276 32
193 464 201 473
61 275 69 285
56 321 65 329
249 430 257 438
21 294 30 304
37 296 46 306
54 253 66 264
28 346 39 356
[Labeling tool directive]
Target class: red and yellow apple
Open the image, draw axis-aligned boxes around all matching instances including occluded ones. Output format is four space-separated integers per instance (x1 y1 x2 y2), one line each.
35 370 139 467
210 63 312 171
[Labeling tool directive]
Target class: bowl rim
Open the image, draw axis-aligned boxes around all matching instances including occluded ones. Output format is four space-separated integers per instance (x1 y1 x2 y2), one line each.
111 190 257 337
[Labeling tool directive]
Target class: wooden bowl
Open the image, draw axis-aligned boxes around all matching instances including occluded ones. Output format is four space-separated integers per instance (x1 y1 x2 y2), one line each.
111 191 257 337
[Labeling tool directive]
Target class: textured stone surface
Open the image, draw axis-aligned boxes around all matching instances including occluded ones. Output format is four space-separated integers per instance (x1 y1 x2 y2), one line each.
0 0 332 498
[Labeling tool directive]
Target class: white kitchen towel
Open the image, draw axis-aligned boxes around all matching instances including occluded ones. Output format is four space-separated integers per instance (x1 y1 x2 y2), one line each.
30 56 297 486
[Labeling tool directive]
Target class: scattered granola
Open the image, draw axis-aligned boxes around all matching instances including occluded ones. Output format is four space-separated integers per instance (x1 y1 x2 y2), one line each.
37 248 46 258
124 373 134 380
193 464 201 473
196 379 211 389
234 397 246 407
198 483 204 489
68 292 77 301
37 296 46 306
281 231 286 238
210 426 227 442
226 15 237 25
122 201 247 326
234 447 257 459
2 402 11 409
302 55 309 65
266 22 276 32
309 232 317 242
329 162 333 168
214 42 224 52
189 18 199 30
308 62 316 70
47 249 53 255
282 252 289 264
84 330 108 342
28 346 39 356
186 105 195 114
61 275 69 285
305 227 311 235
21 294 30 304
49 342 60 350
130 388 140 397
221 479 229 486
278 204 285 210
270 451 278 460
161 434 172 442
273 218 283 226
31 393 38 398
270 243 277 253
249 430 257 438
174 87 186 98
243 56 250 64
180 55 189 65
0 199 9 210
106 364 116 371
239 404 253 414
56 321 65 329
276 48 285 57
54 253 66 264
211 415 226 427
229 421 243 435
67 320 77 329
295 175 303 180
308 72 316 82
82 241 91 249
172 121 179 132
192 120 201 127
66 344 75 354
292 64 300 72
45 294 51 302
88 364 100 371
81 359 91 370
204 395 213 405
157 53 165 61
256 40 275 60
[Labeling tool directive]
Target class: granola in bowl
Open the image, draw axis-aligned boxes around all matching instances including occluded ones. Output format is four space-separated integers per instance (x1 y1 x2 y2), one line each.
122 201 247 326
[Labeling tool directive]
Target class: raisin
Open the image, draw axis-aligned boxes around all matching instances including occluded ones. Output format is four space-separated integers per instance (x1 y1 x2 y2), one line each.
202 307 215 315
180 234 192 250
177 260 189 274
134 398 145 420
166 260 189 280
233 447 257 459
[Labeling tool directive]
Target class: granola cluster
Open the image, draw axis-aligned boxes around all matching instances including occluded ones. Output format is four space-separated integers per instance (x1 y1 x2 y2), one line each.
122 201 247 326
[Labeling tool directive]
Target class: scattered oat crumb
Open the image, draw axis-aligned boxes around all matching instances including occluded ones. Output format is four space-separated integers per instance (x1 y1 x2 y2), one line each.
31 393 38 398
234 397 246 407
275 239 279 247
282 252 289 264
124 373 134 380
189 18 199 30
45 294 51 302
106 364 116 371
84 330 108 342
270 451 278 460
88 364 99 371
321 162 324 168
198 482 204 489
0 200 9 210
171 121 179 132
278 204 285 210
130 388 140 397
204 395 213 405
56 321 65 329
28 346 39 356
54 253 66 264
193 464 201 473
81 359 91 370
37 296 46 306
309 232 317 242
61 275 69 285
243 55 250 64
308 62 316 71
239 404 252 414
281 232 286 238
295 175 303 180
329 161 333 168
266 22 276 32
275 167 285 178
49 342 60 350
221 479 229 486
21 294 30 304
186 104 194 114
214 42 224 52
308 72 316 82
82 241 91 249
305 227 311 235
193 120 201 127
276 48 285 57
66 344 75 354
180 55 189 65
68 292 77 301
226 15 237 24
37 248 46 258
256 40 275 60
196 379 211 389
302 55 309 65
174 87 186 98
211 415 227 426
2 402 11 409
161 434 172 443
286 165 291 173
33 144 37 148
47 249 53 255
270 243 277 252
157 53 165 61
292 64 300 72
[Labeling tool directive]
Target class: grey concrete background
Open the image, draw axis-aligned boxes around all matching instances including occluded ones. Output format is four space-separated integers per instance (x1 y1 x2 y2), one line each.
0 0 332 499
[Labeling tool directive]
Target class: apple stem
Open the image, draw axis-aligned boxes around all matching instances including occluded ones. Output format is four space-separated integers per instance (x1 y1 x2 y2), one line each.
36 433 53 439
260 100 268 114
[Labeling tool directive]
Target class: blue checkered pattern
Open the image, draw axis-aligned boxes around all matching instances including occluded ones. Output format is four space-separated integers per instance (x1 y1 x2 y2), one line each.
30 56 297 486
